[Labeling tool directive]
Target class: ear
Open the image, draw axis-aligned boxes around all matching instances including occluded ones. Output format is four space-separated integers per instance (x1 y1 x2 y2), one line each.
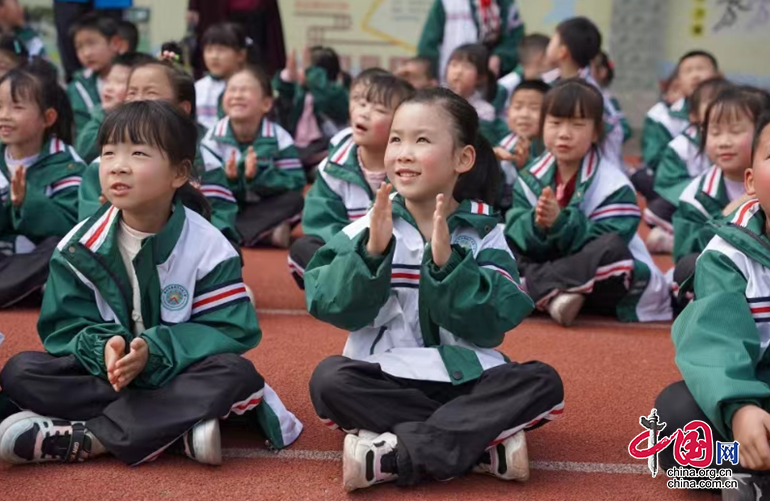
454 144 475 175
172 160 192 189
179 100 192 116
43 108 58 129
110 36 125 54
260 95 274 114
746 168 756 197
558 45 569 63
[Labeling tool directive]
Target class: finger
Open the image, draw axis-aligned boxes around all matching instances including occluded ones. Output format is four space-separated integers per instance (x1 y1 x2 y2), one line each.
130 337 147 351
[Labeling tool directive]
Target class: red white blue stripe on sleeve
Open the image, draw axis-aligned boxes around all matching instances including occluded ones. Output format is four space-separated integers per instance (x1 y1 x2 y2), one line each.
275 158 303 170
479 261 525 292
48 176 82 196
192 282 250 316
749 297 770 324
470 201 492 215
200 184 236 203
346 207 369 220
391 264 420 289
589 204 641 221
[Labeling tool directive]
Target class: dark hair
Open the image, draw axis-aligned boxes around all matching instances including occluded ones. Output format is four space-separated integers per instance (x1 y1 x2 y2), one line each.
405 55 438 81
397 87 500 205
511 79 551 98
111 51 154 69
594 50 614 87
541 79 605 144
98 100 211 219
309 45 341 82
555 17 602 68
0 34 28 62
364 74 415 109
130 60 197 120
200 22 257 65
679 50 719 71
688 77 732 123
701 86 770 154
69 12 119 42
448 43 496 100
117 20 139 52
230 64 272 97
518 34 550 66
350 67 390 93
752 112 770 163
0 59 73 144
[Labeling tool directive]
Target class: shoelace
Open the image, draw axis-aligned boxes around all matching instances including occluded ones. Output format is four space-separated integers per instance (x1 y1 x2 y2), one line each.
41 429 73 460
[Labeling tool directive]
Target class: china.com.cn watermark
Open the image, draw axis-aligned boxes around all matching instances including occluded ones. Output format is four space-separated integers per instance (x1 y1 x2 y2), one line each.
627 409 739 490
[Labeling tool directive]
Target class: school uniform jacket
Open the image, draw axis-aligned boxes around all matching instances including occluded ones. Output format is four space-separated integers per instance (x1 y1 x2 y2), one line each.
0 138 85 254
42 200 302 449
15 26 46 59
607 92 632 144
505 149 672 322
418 0 524 83
302 136 380 244
673 165 733 262
273 66 349 137
641 98 689 171
67 68 101 133
673 199 770 440
653 124 711 205
200 116 304 201
305 194 534 384
75 104 105 165
493 64 523 118
496 132 544 187
195 74 226 131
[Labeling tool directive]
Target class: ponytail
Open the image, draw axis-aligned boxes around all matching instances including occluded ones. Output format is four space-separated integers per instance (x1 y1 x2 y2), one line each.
453 133 500 206
176 181 212 221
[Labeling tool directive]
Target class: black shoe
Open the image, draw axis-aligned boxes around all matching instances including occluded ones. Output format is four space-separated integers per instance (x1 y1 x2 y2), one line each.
724 473 770 501
0 411 93 464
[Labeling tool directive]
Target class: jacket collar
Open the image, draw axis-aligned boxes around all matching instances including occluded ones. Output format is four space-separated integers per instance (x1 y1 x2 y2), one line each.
324 137 374 196
391 194 499 240
713 199 770 269
694 165 730 215
523 147 601 206
211 116 276 148
0 137 70 178
682 123 701 146
669 97 689 120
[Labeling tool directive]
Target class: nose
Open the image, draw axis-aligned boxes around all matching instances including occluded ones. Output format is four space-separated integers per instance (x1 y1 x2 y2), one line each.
109 154 130 174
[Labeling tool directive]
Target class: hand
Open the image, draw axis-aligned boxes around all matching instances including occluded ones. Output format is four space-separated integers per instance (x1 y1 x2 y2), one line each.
722 193 754 216
732 404 770 470
298 46 310 86
245 146 257 180
225 150 238 180
285 49 298 83
366 182 393 257
489 55 501 77
10 168 25 207
104 336 126 391
494 146 515 162
535 186 561 229
186 10 200 27
112 338 149 391
513 137 531 169
431 194 452 267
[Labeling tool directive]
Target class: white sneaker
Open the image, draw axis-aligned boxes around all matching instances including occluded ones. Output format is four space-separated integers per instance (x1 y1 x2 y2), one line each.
0 411 96 464
244 284 256 308
473 431 530 482
646 227 674 254
173 419 222 466
548 292 585 326
270 222 292 249
342 431 398 491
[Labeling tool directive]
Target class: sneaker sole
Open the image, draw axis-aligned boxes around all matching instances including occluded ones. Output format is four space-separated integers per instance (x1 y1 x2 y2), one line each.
0 411 44 464
192 419 222 466
504 432 530 482
342 434 366 492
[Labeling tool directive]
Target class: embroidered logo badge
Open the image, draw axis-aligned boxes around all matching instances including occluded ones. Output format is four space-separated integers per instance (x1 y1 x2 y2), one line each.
452 235 478 255
162 284 189 310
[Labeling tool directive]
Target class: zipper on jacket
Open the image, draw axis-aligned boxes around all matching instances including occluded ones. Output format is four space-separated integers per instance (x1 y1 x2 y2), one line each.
369 326 387 355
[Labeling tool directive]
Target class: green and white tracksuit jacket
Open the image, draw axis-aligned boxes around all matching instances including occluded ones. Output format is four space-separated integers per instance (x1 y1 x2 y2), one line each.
0 138 85 255
492 64 523 118
74 104 105 165
43 200 302 448
418 0 524 83
79 142 239 244
195 74 226 131
505 149 672 322
496 131 544 187
653 124 710 206
305 194 534 384
673 199 770 440
641 98 689 171
672 165 738 262
199 116 305 201
15 25 46 59
67 68 102 134
607 93 632 144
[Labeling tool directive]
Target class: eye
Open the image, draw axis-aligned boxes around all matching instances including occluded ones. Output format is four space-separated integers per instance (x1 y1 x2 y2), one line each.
389 136 401 144
417 137 429 143
132 150 149 157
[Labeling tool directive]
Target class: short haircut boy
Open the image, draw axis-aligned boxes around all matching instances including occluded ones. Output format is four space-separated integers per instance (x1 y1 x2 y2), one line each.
555 17 601 68
69 12 119 42
117 20 139 52
518 34 550 65
679 50 718 71
511 79 550 99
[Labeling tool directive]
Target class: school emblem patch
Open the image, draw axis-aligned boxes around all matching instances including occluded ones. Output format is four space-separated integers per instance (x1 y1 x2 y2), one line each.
452 235 478 255
162 284 189 310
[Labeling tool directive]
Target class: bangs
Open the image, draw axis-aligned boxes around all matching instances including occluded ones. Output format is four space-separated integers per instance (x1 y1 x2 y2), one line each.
201 24 243 50
1 69 41 105
543 80 604 121
708 100 755 126
448 44 488 73
364 75 414 109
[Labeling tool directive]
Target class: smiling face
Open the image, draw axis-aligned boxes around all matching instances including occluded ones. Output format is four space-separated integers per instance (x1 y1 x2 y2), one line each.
125 65 175 103
223 70 272 122
542 109 598 166
0 79 50 148
508 89 544 139
446 58 479 99
101 64 131 110
384 101 473 203
707 105 756 180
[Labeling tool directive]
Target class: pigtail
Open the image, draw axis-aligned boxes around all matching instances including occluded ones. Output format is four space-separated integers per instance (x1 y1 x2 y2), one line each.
453 133 501 206
176 181 212 221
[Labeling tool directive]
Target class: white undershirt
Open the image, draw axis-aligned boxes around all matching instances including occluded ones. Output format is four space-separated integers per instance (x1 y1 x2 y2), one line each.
5 148 40 177
724 176 745 202
117 219 155 336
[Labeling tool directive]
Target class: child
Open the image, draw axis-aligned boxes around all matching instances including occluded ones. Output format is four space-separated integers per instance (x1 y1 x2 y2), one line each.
305 87 563 491
506 79 671 326
67 13 122 132
195 22 250 130
116 20 139 53
0 61 85 309
0 34 28 78
79 60 239 246
0 100 301 466
591 51 631 144
395 55 438 90
418 0 525 82
654 112 770 500
494 33 551 118
200 66 304 249
641 51 719 172
288 75 414 288
0 0 45 59
645 77 732 254
544 17 624 165
75 52 155 164
672 86 769 292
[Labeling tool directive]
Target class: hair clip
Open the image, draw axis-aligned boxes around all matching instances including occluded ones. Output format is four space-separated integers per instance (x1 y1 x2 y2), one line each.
607 60 615 70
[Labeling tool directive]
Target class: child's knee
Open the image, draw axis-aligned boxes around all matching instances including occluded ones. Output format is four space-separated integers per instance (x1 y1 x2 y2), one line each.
655 381 701 433
0 352 46 388
309 356 355 407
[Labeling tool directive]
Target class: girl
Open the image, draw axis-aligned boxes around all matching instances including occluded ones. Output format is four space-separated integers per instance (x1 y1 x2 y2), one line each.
0 34 27 78
79 60 239 246
0 100 301 466
590 51 631 144
0 59 85 309
201 65 304 249
672 86 770 298
305 87 564 491
195 22 251 130
505 79 671 326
